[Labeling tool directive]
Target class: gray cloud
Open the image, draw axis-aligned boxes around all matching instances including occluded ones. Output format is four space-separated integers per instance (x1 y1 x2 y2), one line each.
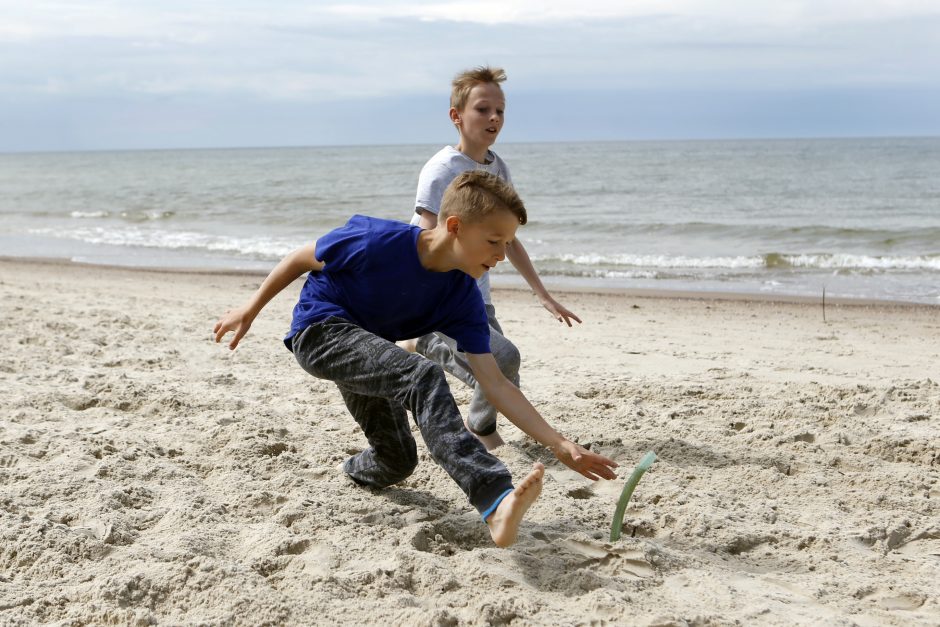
1 2 938 150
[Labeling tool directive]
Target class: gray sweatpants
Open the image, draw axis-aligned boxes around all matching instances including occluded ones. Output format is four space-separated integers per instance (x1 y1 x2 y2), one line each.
415 304 520 437
291 317 514 515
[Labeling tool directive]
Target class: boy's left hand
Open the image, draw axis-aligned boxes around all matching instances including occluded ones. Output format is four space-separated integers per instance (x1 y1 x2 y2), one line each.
552 439 618 481
213 306 255 350
540 296 582 327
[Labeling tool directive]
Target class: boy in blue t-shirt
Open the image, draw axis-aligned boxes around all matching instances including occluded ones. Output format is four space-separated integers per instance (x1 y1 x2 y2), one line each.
214 171 617 548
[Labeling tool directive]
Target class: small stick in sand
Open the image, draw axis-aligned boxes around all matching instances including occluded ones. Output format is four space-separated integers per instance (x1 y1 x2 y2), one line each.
610 451 657 542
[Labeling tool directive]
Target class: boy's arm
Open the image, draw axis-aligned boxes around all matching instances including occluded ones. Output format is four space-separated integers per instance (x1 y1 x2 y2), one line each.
466 352 619 481
505 239 582 327
420 209 581 327
213 242 323 350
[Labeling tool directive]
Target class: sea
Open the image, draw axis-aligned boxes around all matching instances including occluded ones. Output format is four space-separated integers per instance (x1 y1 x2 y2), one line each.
1 138 938 304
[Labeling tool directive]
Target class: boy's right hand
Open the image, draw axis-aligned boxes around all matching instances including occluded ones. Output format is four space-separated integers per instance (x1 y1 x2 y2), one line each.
552 439 618 481
213 307 255 350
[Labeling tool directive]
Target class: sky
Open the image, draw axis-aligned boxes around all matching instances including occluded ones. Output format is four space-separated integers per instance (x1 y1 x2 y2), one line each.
1 0 939 151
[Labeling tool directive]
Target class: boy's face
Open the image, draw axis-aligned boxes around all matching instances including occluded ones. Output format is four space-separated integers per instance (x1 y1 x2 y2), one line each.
452 82 505 150
447 209 519 279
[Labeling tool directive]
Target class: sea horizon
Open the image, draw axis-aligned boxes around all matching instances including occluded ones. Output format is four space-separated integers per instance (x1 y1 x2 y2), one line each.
4 133 940 156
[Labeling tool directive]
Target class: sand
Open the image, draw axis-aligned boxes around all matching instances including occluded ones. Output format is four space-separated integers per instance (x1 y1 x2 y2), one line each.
1 258 938 626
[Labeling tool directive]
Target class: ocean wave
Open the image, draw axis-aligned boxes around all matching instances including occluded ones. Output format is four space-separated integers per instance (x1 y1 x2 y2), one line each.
120 210 177 221
538 252 940 272
28 226 300 259
505 268 668 280
68 210 176 221
530 221 940 246
550 253 765 269
766 252 940 271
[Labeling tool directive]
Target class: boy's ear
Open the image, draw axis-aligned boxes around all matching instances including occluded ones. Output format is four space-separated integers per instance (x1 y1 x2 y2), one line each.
444 215 461 235
449 107 461 127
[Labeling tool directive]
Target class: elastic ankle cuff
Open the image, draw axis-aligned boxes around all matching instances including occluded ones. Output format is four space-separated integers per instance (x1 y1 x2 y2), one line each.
469 421 497 436
471 476 514 516
480 488 514 522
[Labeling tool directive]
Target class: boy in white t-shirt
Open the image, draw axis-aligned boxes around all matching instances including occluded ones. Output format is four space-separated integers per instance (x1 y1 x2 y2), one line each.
404 66 581 450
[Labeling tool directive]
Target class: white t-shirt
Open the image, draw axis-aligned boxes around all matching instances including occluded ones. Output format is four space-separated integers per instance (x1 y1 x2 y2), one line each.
411 146 513 304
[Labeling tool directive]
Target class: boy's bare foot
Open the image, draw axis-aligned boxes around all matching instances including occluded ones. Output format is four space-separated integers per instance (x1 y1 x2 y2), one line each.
464 418 505 450
486 462 544 548
396 338 418 353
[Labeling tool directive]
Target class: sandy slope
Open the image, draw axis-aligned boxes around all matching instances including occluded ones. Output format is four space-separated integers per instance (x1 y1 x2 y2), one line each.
1 259 938 626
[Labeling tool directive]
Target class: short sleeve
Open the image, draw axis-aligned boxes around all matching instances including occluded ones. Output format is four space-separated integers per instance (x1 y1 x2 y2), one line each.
315 215 370 273
500 158 513 186
439 281 491 354
415 161 456 216
453 320 491 354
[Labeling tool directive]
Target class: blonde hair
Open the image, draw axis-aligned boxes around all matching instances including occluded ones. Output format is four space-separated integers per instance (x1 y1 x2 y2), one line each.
440 170 527 225
451 66 507 111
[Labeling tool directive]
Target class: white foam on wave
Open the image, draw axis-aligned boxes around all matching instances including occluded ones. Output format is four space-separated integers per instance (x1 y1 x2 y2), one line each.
69 210 175 221
784 253 940 271
119 210 176 221
539 251 940 272
551 253 765 269
28 226 300 259
603 270 660 279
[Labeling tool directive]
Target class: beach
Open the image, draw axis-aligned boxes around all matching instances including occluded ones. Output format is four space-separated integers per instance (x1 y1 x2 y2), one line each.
1 258 938 625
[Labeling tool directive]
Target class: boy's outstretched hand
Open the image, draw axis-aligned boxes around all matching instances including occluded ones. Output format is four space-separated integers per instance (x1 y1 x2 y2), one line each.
540 295 582 327
552 439 618 481
214 306 255 350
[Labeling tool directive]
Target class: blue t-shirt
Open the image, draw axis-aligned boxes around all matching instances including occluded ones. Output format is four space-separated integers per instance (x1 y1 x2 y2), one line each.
285 215 491 354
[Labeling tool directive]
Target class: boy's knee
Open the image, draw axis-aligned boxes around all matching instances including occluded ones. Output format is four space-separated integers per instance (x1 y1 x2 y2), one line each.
376 442 419 485
381 458 419 486
345 447 418 488
414 360 448 391
493 339 521 378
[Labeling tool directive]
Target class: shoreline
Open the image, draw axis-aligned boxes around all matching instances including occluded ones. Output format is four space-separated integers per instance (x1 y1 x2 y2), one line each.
3 255 936 310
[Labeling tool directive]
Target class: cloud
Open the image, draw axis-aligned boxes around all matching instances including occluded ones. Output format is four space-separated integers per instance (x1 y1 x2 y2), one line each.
321 0 940 25
1 1 938 150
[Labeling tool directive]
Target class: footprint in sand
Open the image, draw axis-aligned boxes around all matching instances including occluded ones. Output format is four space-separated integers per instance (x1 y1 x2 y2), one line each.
283 542 334 578
857 588 928 611
792 432 816 444
561 539 654 578
876 593 927 611
566 486 594 500
894 524 940 559
410 519 490 555
532 532 655 580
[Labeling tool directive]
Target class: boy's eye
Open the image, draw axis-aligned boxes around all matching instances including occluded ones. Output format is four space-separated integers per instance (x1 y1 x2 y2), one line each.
488 240 499 245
